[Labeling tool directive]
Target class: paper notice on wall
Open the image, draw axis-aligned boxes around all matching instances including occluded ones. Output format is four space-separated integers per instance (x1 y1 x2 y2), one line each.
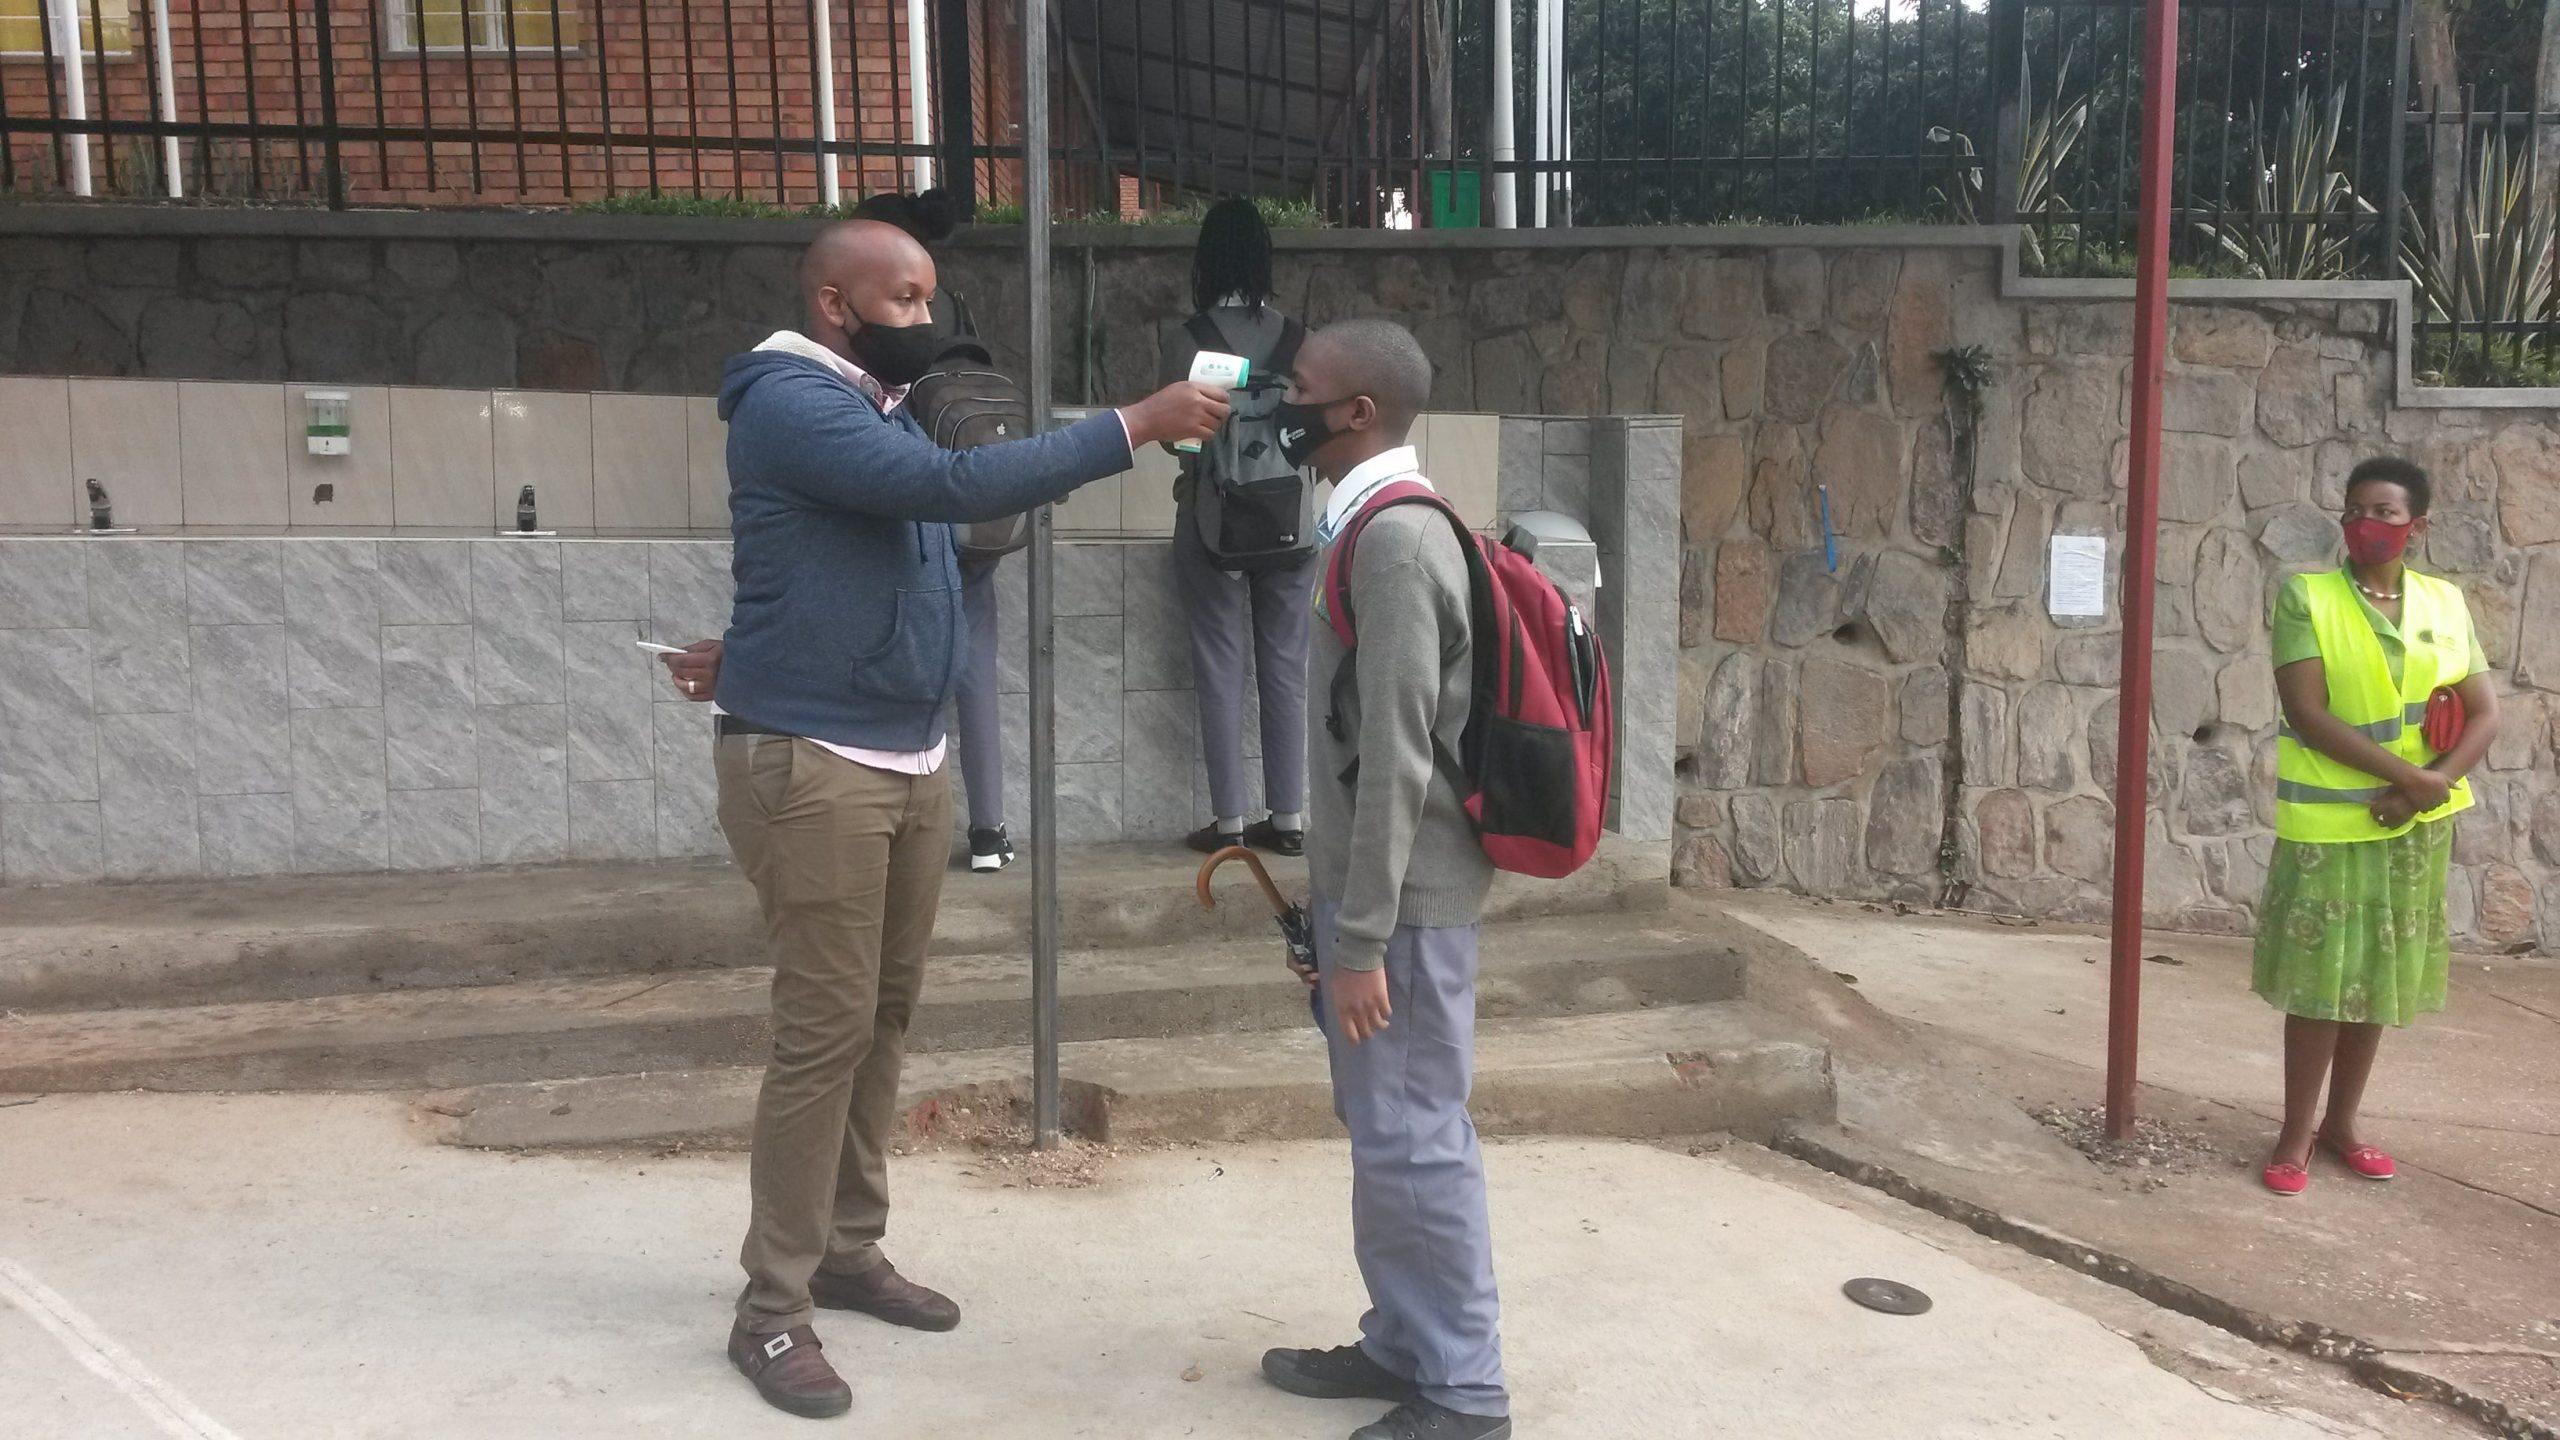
2048 535 2109 618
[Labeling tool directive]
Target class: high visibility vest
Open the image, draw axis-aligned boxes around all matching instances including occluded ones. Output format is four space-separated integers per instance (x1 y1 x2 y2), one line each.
2273 567 2474 843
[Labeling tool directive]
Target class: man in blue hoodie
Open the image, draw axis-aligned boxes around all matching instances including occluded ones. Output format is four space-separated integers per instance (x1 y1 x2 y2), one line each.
710 219 1226 1420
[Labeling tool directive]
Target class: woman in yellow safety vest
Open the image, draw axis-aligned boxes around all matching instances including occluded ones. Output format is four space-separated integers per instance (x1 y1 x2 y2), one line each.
2257 457 2499 1196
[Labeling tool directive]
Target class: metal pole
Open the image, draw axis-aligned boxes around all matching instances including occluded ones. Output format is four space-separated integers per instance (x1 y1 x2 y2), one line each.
52 0 93 196
813 0 841 206
1023 0 1062 1150
2379 0 2414 279
1489 0 1516 226
907 0 934 189
934 0 975 209
148 0 181 196
1987 0 2026 224
2105 0 2181 1143
310 0 344 210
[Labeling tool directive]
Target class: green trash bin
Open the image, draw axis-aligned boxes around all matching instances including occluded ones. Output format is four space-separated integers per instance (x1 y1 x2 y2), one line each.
1427 169 1482 228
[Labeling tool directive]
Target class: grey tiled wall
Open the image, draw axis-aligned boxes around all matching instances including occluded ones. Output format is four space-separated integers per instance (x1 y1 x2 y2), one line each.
0 417 1678 884
0 537 730 884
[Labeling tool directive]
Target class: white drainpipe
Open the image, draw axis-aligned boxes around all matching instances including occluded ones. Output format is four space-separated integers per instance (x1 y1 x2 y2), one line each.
52 0 94 196
908 0 934 191
150 0 181 196
814 0 841 205
1489 0 1516 227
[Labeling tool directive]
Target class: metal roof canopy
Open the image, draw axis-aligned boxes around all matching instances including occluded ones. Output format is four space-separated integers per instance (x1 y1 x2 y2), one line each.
1057 0 1395 198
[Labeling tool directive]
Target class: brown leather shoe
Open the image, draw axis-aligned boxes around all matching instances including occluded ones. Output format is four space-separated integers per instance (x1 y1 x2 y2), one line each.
808 1258 961 1332
727 1322 851 1419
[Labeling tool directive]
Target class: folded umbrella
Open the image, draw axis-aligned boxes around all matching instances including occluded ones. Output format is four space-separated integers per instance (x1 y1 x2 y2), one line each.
1195 845 1322 1031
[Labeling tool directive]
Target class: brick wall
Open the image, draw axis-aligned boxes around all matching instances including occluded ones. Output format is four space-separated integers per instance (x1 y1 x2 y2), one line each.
0 0 1031 207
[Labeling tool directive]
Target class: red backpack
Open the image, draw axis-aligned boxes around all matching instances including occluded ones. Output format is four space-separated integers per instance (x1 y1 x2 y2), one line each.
1318 482 1613 879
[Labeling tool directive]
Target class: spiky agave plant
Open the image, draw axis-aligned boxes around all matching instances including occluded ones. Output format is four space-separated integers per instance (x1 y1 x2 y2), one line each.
1929 49 2093 272
2193 88 2375 280
2400 119 2558 379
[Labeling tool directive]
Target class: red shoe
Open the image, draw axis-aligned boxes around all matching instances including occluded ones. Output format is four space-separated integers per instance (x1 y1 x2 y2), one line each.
2319 1133 2396 1180
2262 1159 2309 1196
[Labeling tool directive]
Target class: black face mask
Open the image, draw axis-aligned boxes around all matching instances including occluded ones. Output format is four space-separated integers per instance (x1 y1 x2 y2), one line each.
1275 396 1354 469
844 317 946 389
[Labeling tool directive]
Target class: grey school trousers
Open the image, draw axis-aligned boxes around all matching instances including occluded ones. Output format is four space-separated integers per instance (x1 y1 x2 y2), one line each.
1173 510 1317 823
1312 893 1511 1419
954 552 1003 831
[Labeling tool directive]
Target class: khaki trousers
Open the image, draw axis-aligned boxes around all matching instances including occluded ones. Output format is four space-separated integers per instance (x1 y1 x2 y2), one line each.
716 733 952 1333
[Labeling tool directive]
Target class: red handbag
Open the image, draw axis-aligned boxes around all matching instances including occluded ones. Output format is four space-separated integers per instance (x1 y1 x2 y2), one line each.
2422 686 2465 753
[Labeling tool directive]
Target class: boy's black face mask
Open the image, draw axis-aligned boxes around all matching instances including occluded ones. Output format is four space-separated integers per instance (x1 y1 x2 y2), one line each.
1275 396 1359 468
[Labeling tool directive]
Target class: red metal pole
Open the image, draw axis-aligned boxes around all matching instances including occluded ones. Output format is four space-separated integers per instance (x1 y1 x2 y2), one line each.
2105 0 2181 1142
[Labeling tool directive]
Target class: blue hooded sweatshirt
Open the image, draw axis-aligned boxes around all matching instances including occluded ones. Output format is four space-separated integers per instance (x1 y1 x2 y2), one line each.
712 348 1132 752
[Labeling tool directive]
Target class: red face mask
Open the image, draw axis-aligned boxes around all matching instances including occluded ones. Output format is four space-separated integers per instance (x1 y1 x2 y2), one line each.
2342 516 2412 566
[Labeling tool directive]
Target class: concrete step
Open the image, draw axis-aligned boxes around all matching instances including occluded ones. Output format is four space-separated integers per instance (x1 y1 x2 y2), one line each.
419 1001 1836 1151
0 911 1745 1094
0 836 1669 1012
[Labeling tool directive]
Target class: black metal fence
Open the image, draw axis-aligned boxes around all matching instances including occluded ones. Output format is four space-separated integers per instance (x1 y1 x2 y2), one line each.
2400 91 2560 385
0 0 2420 231
0 0 1015 210
1996 0 2403 277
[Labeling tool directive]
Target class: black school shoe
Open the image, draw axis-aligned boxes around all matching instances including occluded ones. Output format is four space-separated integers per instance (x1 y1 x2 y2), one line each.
1243 817 1305 858
969 825 1014 872
1185 823 1246 855
1353 1400 1513 1440
1261 1344 1420 1404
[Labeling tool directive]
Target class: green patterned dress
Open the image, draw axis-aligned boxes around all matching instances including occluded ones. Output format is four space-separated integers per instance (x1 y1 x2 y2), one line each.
2251 575 2482 1026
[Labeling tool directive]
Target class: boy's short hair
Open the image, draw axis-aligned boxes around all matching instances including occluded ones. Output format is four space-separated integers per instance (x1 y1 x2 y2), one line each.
1319 318 1434 432
2345 456 2431 515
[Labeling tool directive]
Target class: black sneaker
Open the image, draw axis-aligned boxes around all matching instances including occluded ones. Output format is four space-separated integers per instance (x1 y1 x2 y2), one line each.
969 825 1014 873
1243 817 1305 858
1352 1400 1512 1440
1260 1344 1420 1403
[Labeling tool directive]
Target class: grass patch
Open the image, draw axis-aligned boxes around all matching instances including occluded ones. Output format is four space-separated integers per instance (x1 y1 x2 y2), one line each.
2414 335 2560 388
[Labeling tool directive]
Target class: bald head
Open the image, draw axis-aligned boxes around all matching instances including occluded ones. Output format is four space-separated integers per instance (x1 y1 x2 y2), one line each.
798 219 938 357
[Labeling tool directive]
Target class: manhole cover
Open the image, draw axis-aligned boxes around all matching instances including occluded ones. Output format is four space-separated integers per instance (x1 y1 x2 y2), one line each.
1843 1277 1933 1315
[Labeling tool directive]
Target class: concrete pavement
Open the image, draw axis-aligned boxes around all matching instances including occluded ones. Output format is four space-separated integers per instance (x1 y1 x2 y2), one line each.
0 1093 2431 1440
1715 890 2560 1434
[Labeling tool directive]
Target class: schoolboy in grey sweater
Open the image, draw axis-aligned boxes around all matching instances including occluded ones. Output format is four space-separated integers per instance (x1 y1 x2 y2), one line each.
1259 320 1512 1440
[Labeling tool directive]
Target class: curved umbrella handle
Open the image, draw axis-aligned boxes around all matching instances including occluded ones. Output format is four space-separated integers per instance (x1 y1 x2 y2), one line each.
1196 844 1291 918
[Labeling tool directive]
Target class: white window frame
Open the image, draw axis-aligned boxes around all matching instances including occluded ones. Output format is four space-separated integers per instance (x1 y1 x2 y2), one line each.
381 0 580 57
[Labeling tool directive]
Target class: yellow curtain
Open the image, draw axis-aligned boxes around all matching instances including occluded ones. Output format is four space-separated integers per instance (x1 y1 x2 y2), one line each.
0 0 133 56
399 0 578 51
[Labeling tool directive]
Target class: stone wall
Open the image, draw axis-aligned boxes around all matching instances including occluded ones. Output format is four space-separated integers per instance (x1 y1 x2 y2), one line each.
0 208 2550 946
1670 254 2558 955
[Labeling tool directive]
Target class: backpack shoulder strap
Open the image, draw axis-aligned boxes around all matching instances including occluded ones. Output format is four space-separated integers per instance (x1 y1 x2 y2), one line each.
1320 485 1485 787
938 287 980 341
1183 311 1229 355
1268 317 1308 376
1320 483 1466 649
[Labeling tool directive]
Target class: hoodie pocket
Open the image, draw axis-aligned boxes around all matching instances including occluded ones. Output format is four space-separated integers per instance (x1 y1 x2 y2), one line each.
848 584 963 705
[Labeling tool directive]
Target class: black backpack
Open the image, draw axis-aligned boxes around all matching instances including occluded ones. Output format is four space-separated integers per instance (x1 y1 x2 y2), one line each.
1186 311 1316 572
908 330 1035 559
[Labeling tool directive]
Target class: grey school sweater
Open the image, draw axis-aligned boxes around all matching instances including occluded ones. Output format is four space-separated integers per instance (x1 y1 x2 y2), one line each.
1306 502 1496 972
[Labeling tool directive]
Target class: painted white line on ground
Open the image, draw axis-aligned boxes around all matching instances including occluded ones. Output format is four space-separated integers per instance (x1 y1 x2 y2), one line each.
0 1257 245 1440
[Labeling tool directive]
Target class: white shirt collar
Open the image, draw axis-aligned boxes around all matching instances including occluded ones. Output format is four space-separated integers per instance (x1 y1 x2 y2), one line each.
1318 446 1428 547
756 330 908 412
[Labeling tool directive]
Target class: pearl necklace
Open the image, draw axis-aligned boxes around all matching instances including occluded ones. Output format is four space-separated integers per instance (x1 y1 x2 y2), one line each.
2354 578 2402 602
